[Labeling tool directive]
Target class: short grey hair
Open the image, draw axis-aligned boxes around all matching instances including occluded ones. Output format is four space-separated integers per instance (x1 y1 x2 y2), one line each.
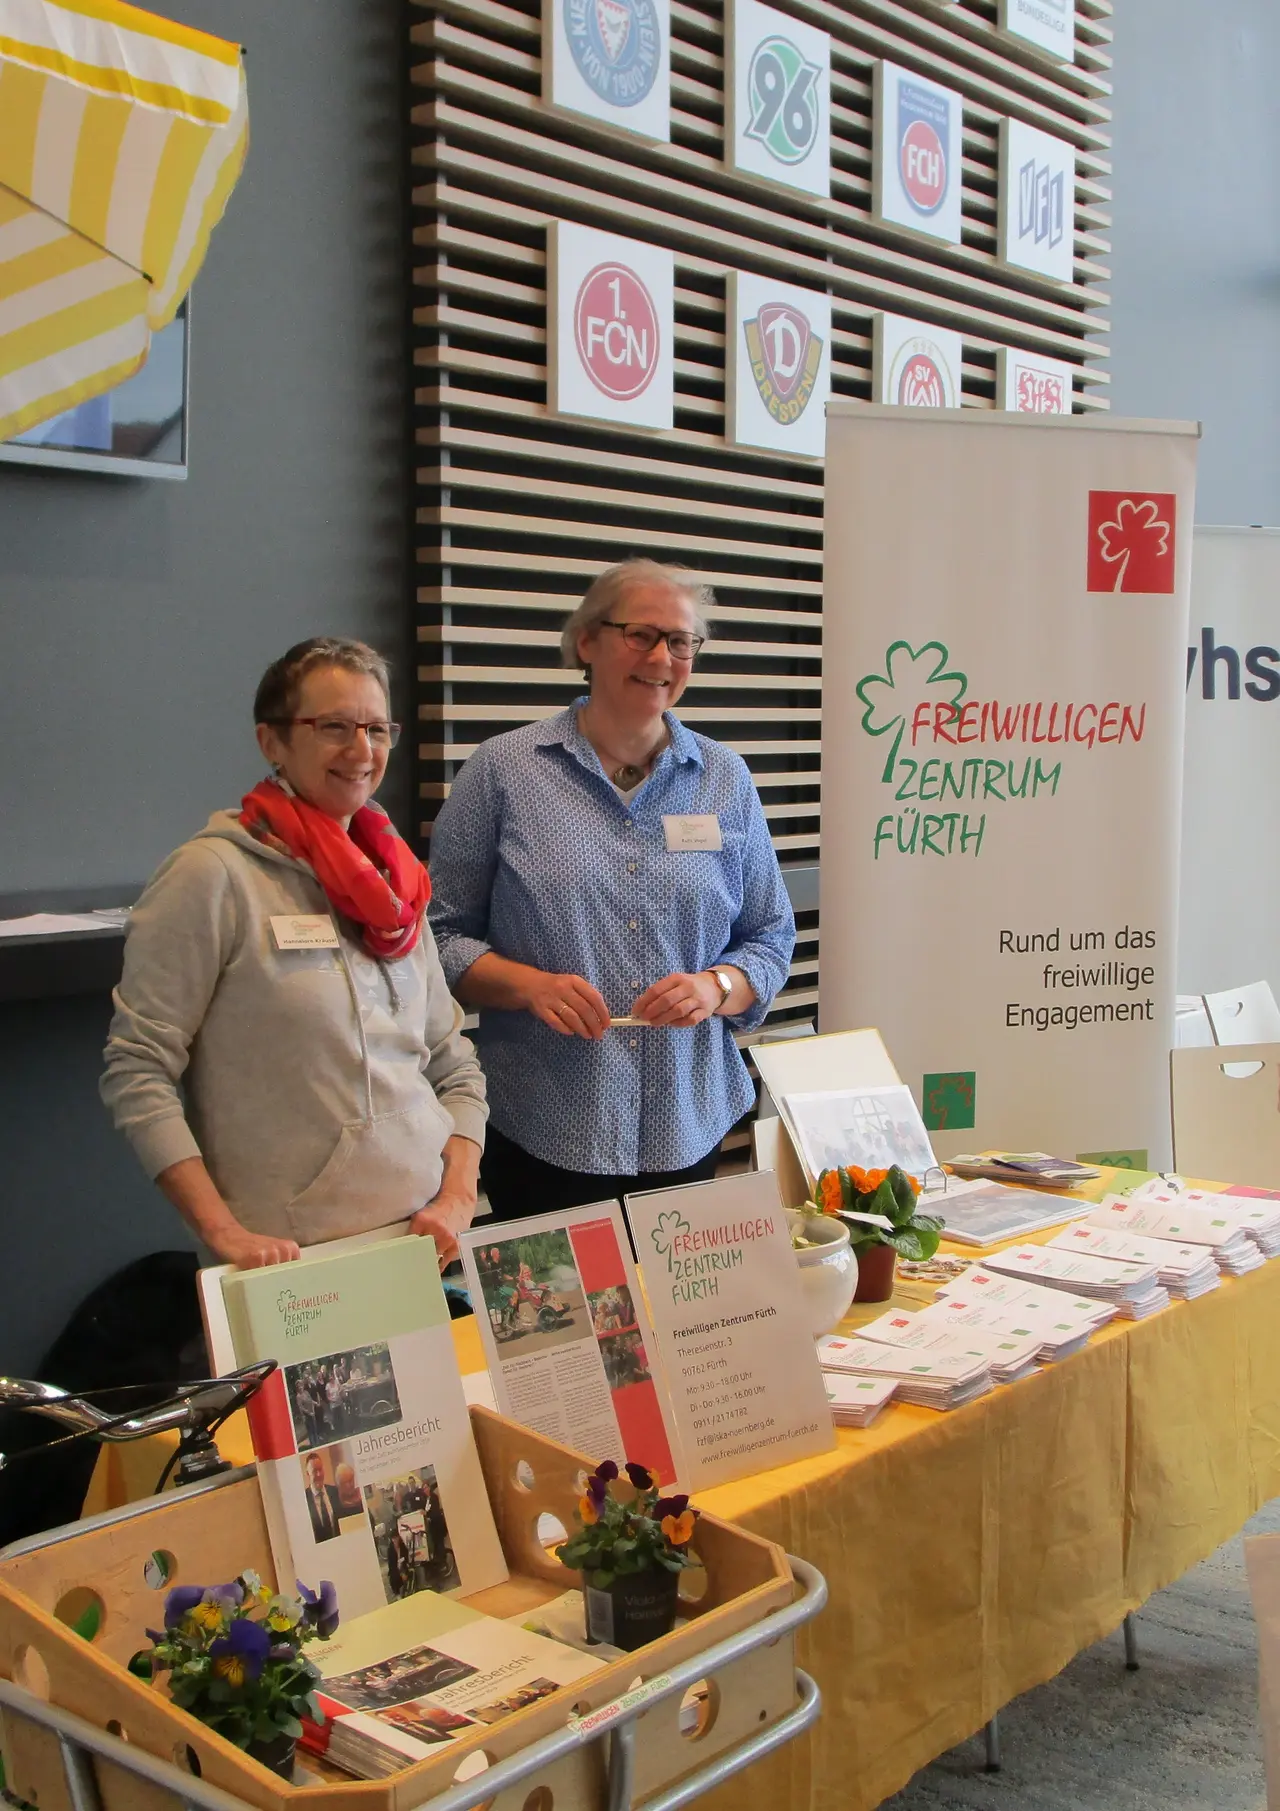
559 559 714 673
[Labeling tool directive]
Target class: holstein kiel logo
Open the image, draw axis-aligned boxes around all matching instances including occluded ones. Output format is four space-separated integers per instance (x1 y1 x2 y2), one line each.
744 303 823 424
1087 492 1177 594
574 261 660 401
745 35 821 165
897 79 949 214
564 0 660 108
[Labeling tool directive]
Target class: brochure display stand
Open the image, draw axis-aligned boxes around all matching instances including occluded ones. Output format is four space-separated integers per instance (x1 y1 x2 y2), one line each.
749 1026 903 1193
0 1409 824 1811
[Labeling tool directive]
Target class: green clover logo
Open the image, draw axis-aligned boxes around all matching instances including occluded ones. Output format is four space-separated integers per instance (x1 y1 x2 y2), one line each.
856 640 968 783
651 1209 690 1272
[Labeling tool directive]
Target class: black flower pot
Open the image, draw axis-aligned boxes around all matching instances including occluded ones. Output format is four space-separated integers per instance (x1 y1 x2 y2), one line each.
246 1733 297 1780
585 1568 679 1652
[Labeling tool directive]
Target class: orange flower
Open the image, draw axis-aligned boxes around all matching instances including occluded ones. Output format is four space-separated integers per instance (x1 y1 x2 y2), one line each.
907 1174 922 1195
578 1493 598 1526
817 1172 842 1214
661 1510 696 1547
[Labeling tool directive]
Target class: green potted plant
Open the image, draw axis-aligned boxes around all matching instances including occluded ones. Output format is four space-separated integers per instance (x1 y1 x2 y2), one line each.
812 1164 944 1302
138 1571 338 1779
555 1460 701 1651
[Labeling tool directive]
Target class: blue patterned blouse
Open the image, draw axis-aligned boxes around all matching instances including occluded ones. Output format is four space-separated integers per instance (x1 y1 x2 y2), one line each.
427 701 796 1174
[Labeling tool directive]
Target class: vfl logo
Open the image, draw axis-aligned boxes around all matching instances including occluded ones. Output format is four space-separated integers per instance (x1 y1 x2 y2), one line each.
564 0 660 108
1015 364 1067 413
743 303 823 424
745 35 821 165
897 80 949 215
1087 492 1177 594
574 262 660 401
1018 157 1065 249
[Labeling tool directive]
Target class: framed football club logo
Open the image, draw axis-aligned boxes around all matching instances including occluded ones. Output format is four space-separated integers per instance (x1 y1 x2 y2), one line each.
726 0 830 199
547 221 674 430
727 271 831 458
873 62 963 246
873 313 963 410
996 347 1075 415
999 0 1074 63
999 117 1075 283
543 0 670 142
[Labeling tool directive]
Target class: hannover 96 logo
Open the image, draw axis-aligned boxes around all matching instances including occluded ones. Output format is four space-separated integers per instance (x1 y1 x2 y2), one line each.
743 303 823 424
565 0 661 108
745 34 821 163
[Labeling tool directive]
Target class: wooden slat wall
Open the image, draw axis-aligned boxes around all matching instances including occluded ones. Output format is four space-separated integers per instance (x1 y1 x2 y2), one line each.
409 0 1112 1058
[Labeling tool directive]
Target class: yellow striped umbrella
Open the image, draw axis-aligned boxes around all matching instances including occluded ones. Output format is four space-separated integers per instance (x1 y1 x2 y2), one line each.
0 0 247 442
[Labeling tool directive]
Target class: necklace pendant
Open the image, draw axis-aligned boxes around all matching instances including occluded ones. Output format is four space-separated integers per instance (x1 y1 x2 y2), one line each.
613 763 646 789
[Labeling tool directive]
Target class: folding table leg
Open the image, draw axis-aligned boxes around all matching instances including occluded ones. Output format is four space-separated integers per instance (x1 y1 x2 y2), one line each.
983 1714 1001 1772
1123 1612 1139 1670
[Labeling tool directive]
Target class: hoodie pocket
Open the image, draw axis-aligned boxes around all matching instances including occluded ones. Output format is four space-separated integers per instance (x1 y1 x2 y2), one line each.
284 1092 452 1246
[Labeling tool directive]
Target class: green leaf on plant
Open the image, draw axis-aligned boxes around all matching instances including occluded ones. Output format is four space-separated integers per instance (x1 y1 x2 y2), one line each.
70 1601 101 1642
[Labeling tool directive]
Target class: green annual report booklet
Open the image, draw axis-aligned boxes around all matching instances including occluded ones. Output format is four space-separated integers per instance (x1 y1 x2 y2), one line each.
221 1235 507 1623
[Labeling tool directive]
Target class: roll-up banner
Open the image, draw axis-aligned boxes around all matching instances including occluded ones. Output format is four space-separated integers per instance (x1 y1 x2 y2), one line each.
1181 526 1280 1000
821 406 1199 1170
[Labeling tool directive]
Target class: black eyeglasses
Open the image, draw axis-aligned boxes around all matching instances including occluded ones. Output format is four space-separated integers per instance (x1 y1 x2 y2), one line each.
599 621 705 660
279 717 402 749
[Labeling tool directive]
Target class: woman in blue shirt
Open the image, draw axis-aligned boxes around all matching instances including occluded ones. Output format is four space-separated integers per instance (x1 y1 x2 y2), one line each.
427 559 796 1221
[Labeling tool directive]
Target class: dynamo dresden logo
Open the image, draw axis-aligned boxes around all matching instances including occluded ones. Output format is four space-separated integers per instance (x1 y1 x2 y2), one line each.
745 34 821 164
897 79 949 215
564 0 660 108
744 303 823 424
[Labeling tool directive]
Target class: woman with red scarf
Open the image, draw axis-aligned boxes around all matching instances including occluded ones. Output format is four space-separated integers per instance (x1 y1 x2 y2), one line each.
102 638 487 1269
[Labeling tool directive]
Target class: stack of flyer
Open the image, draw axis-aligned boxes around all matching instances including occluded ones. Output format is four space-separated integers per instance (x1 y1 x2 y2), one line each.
933 1267 1118 1341
1047 1223 1219 1300
851 1305 1043 1385
980 1244 1170 1319
1089 1193 1265 1276
822 1371 898 1428
817 1333 994 1410
925 1180 1090 1248
1126 1181 1280 1260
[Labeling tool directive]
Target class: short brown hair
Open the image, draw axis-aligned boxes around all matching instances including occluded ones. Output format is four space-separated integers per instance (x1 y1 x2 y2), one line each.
253 637 392 727
559 560 713 673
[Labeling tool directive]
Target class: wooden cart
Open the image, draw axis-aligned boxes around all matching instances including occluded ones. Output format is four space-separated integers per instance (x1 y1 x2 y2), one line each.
0 1407 824 1811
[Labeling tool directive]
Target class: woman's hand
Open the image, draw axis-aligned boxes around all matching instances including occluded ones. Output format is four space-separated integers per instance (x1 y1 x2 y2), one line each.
633 971 723 1027
156 1156 300 1267
410 1134 482 1267
216 1227 302 1268
522 970 611 1040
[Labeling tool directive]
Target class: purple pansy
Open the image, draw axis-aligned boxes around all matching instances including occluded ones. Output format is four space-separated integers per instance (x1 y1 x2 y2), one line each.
163 1585 206 1628
654 1494 690 1520
624 1461 653 1491
209 1617 270 1683
297 1578 340 1640
593 1460 619 1483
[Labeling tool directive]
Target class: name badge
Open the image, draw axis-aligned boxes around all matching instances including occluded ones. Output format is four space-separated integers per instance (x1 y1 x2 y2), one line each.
270 915 341 951
663 814 723 852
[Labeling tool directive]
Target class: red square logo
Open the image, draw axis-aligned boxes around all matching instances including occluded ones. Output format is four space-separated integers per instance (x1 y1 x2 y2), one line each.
1087 491 1177 593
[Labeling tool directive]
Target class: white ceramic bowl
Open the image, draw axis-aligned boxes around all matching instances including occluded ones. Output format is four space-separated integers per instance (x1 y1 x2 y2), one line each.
785 1210 858 1338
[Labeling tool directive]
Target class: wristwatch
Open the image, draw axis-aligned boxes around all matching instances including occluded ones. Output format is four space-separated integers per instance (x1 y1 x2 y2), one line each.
707 967 734 1008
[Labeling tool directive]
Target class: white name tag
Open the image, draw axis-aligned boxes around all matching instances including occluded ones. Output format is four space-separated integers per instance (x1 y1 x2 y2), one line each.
270 914 340 950
662 813 723 852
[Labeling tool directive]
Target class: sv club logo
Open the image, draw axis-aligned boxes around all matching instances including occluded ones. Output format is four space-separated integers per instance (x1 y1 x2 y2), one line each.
743 303 823 424
745 35 822 164
564 0 661 108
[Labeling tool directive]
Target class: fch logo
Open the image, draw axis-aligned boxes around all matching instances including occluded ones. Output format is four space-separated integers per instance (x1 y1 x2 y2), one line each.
1018 158 1064 249
1087 492 1177 594
564 0 660 108
897 79 949 214
744 303 823 423
574 263 660 400
745 34 822 164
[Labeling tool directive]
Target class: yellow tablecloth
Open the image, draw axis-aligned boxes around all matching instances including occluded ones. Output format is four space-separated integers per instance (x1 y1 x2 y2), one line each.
80 1178 1280 1811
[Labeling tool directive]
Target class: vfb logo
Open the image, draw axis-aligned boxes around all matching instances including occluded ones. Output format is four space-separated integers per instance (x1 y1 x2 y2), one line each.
574 262 660 401
1015 365 1067 413
1087 491 1177 594
564 0 660 108
744 303 823 424
745 35 821 165
1018 157 1065 249
897 79 949 215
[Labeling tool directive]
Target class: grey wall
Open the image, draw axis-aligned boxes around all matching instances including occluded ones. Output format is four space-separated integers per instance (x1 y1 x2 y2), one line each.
0 0 411 1375
1110 0 1280 527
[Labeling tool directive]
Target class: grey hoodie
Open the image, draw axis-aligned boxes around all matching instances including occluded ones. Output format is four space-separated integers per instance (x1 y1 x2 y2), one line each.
101 811 487 1245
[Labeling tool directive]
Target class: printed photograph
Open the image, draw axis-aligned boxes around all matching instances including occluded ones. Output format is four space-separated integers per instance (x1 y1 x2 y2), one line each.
372 1701 476 1745
787 1086 937 1182
296 1442 364 1545
364 1465 461 1600
598 1329 651 1390
468 1678 561 1725
589 1284 638 1335
322 1645 478 1712
286 1343 401 1451
472 1232 586 1356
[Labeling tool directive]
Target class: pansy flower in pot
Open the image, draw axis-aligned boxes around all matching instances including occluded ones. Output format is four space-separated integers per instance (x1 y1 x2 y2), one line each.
137 1571 338 1779
555 1460 701 1651
813 1164 944 1302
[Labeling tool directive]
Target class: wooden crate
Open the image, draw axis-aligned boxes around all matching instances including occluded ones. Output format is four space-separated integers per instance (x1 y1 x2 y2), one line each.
0 1407 799 1811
